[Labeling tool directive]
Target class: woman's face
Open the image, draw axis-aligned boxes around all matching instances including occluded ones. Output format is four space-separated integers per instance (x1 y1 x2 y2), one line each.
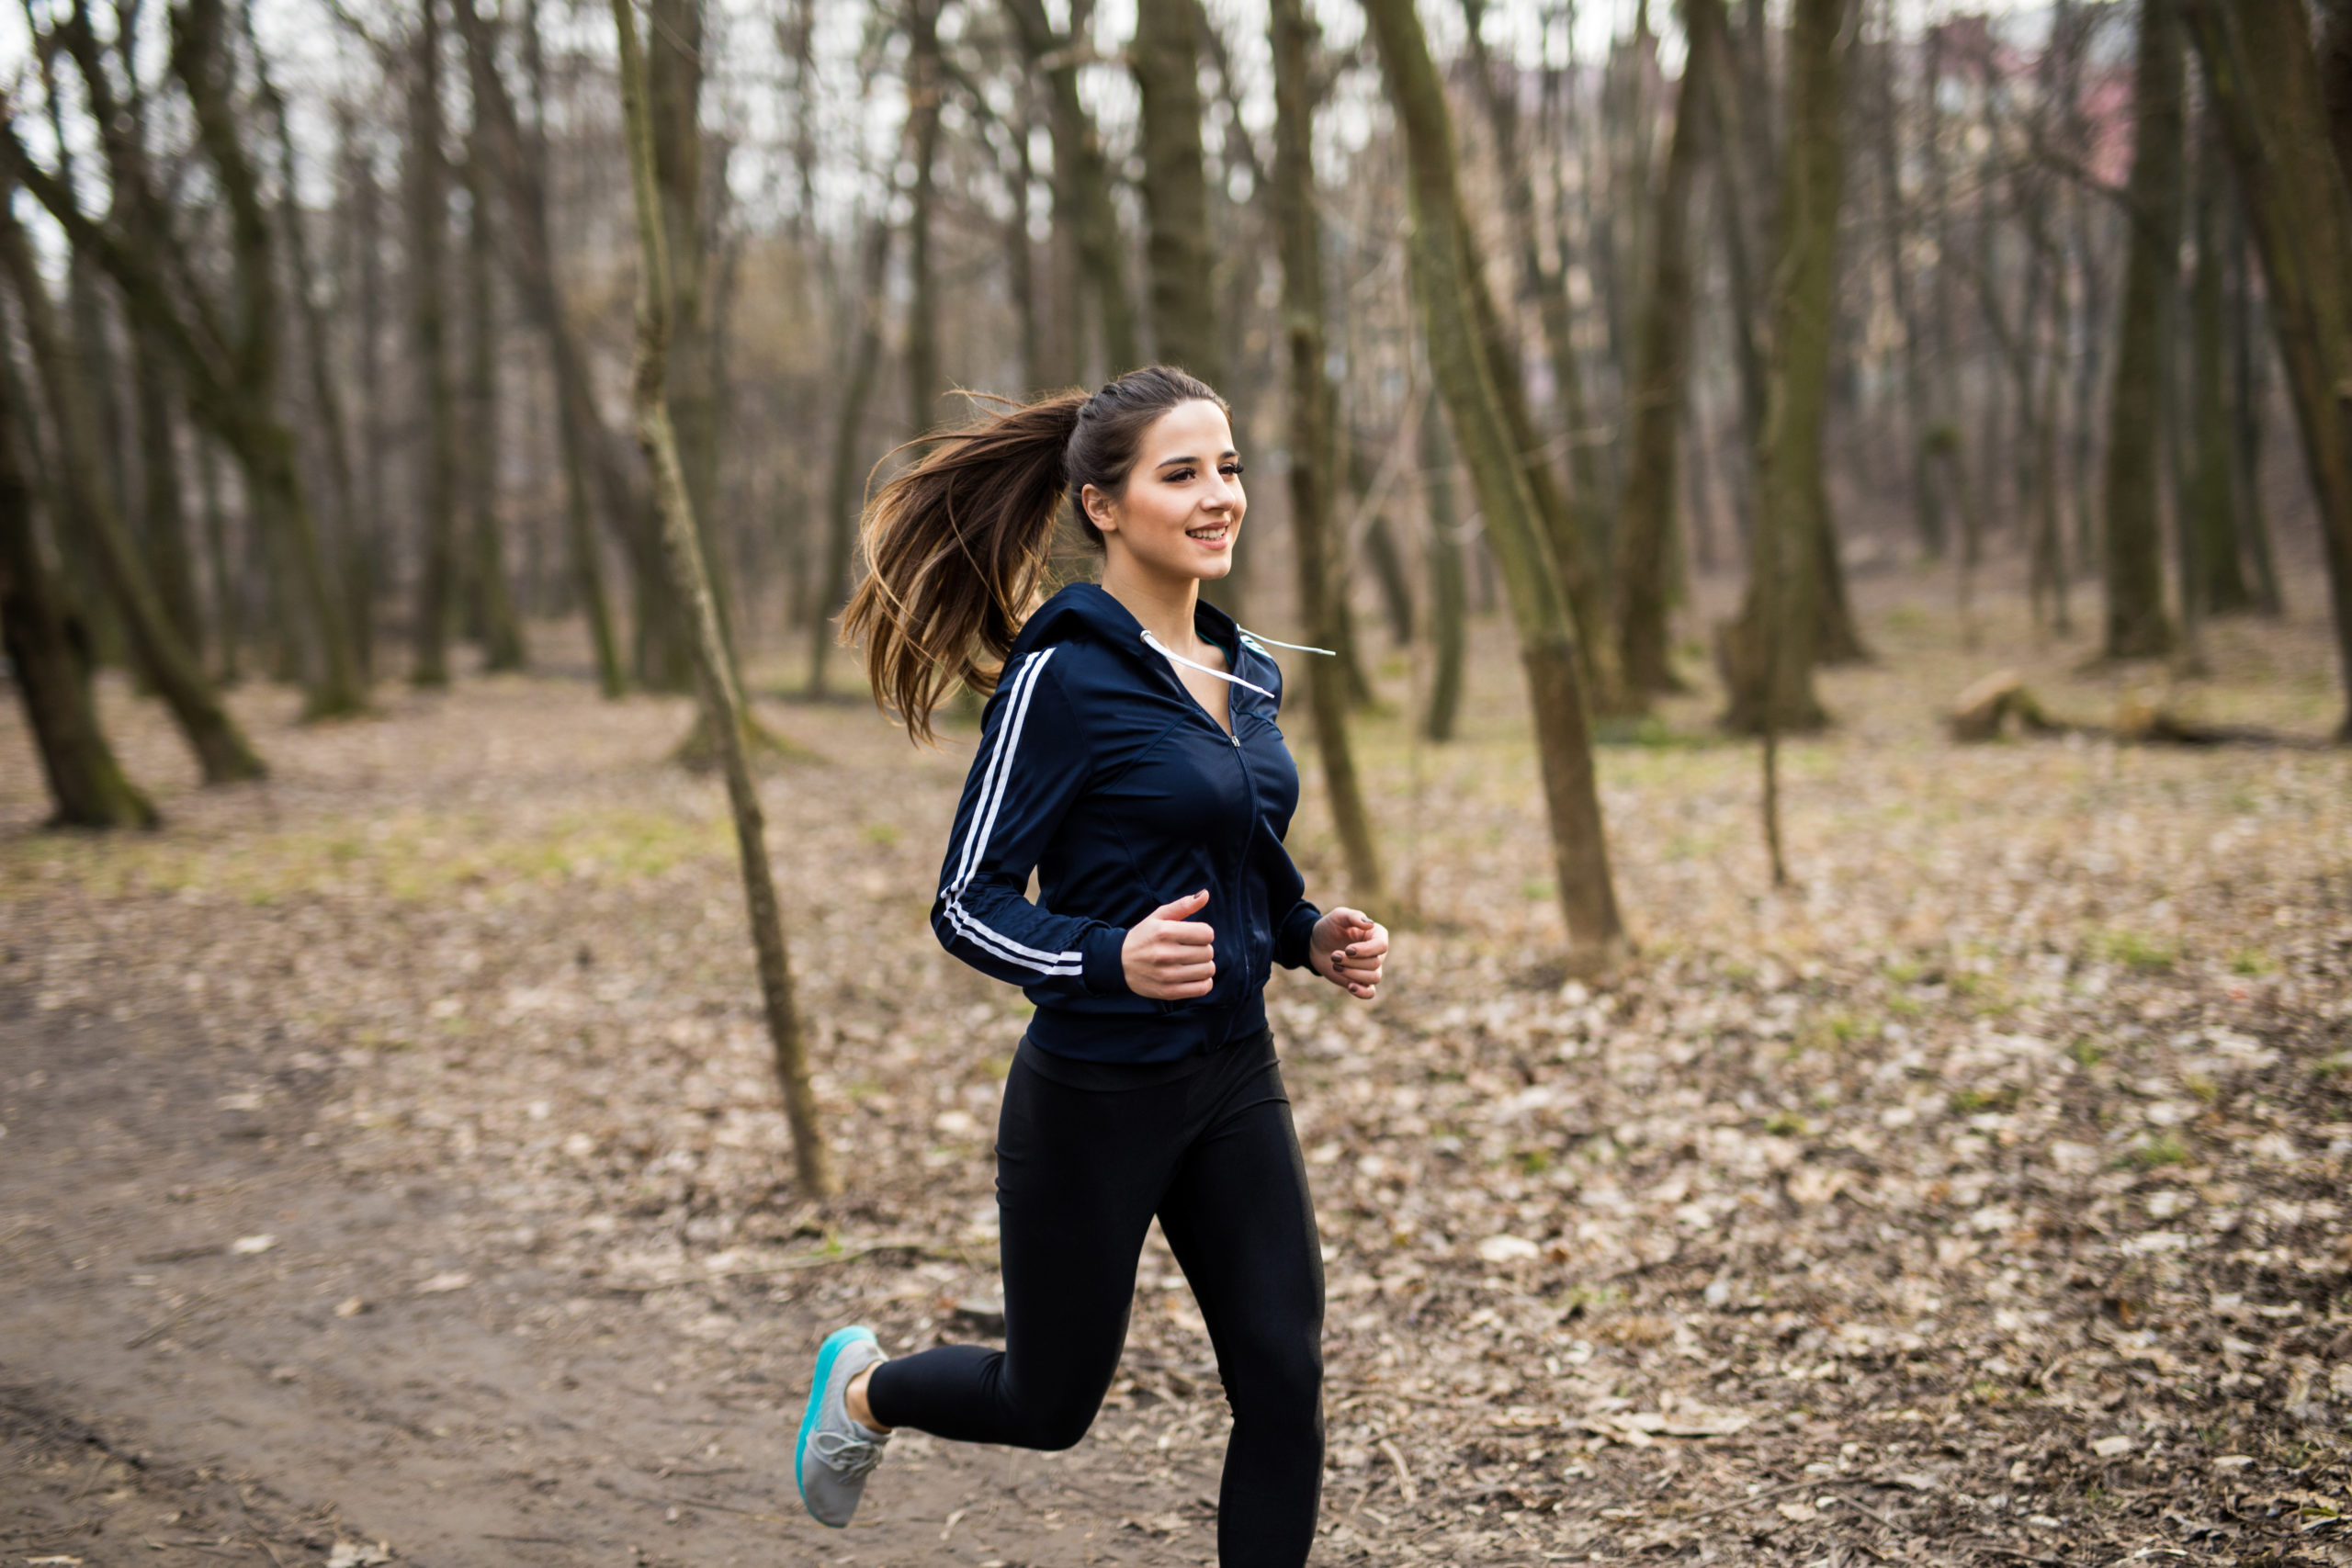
1082 400 1246 584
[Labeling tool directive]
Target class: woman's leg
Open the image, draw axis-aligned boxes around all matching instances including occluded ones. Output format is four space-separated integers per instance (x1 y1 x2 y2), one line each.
1157 1043 1326 1568
863 1053 1172 1449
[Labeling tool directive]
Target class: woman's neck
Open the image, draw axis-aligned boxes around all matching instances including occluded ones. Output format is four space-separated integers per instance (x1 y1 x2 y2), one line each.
1099 558 1206 656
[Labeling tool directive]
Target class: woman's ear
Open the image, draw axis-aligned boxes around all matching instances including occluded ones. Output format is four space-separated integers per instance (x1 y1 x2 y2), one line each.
1080 482 1118 535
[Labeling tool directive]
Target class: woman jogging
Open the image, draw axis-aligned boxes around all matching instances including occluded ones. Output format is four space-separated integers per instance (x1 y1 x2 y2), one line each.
796 366 1387 1567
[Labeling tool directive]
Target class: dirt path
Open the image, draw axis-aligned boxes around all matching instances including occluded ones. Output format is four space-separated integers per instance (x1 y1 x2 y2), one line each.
6 602 2350 1567
0 996 1223 1568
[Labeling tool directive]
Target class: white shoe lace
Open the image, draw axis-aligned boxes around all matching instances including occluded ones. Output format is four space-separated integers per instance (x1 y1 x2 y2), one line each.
811 1427 887 1478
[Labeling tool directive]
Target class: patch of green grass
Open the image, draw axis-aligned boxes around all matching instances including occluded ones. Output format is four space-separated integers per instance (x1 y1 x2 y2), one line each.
1949 1084 2020 1115
2228 947 2275 976
1795 1011 1865 1055
1516 1146 1554 1176
1521 879 1555 902
1763 1111 1811 1138
0 807 731 907
2312 1053 2349 1081
2120 1133 2190 1171
2068 1037 2106 1068
2091 929 2181 973
2183 1073 2220 1104
863 821 902 847
1883 957 1926 986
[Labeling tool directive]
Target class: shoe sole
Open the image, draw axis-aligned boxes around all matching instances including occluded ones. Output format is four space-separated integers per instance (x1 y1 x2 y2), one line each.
795 1325 877 1528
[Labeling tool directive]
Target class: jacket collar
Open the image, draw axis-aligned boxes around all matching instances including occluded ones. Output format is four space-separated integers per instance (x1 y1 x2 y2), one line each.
1009 581 1246 678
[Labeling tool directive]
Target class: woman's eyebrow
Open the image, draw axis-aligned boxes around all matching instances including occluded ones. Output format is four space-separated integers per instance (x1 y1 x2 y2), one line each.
1155 450 1238 468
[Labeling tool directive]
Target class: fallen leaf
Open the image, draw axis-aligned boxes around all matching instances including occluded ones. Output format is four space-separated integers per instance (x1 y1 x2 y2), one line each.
230 1235 276 1255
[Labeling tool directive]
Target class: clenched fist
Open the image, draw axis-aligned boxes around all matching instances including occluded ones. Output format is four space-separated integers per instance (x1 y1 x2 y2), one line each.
1309 908 1387 999
1123 889 1216 999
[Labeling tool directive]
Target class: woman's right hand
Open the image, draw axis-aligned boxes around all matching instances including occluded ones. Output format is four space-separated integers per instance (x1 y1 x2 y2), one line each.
1122 890 1216 999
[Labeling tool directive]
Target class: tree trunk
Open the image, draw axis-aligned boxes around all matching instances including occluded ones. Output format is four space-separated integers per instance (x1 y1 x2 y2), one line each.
2188 114 2255 616
1364 0 1629 970
609 0 835 1196
1878 8 1942 560
1420 392 1467 744
1002 0 1136 376
345 112 385 682
2316 0 2352 190
0 190 266 784
195 429 241 685
649 0 727 645
2187 0 2352 735
0 366 157 829
450 0 689 692
130 320 202 664
904 0 945 432
1133 0 1218 384
808 211 892 700
1270 0 1380 897
1455 209 1630 715
1721 0 1850 736
2227 197 2283 617
1460 0 1606 553
2102 0 2185 661
409 0 461 688
464 146 526 670
1611 0 1723 697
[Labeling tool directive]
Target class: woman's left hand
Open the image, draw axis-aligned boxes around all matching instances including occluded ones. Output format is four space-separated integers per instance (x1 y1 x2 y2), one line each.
1309 908 1387 999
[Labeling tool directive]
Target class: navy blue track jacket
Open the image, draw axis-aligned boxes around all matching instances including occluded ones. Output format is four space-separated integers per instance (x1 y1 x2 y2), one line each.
930 581 1323 1064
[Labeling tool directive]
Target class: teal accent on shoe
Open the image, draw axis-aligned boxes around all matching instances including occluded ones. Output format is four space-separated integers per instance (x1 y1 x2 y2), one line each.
795 1325 887 1528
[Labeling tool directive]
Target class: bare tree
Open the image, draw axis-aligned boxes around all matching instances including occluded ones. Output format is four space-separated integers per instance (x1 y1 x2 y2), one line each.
1611 0 1726 697
2100 0 2184 661
1364 0 1629 972
610 0 834 1195
1270 0 1379 897
2186 0 2352 736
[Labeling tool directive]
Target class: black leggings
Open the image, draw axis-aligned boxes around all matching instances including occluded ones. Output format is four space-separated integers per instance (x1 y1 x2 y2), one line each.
865 1026 1325 1568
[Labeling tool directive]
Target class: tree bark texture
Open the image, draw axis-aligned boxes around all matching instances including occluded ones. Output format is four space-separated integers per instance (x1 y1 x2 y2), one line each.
1002 0 1137 376
1132 0 1220 385
808 211 892 699
0 364 157 829
611 0 835 1196
2187 118 2254 616
904 0 946 434
2187 0 2352 735
464 145 526 670
130 320 201 665
1721 0 1850 735
409 0 462 688
2101 0 2185 661
0 189 266 784
1611 0 1724 697
1363 0 1628 968
1419 392 1466 743
1270 0 1381 897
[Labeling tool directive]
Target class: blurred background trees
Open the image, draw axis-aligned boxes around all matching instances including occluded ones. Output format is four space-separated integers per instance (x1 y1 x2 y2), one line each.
2 0 2346 825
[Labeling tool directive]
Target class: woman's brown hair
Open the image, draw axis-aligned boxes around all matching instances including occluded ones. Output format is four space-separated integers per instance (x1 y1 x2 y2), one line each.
840 365 1227 744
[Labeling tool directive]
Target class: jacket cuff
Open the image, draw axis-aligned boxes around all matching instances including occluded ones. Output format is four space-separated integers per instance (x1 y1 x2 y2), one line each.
1080 924 1131 996
1274 900 1323 971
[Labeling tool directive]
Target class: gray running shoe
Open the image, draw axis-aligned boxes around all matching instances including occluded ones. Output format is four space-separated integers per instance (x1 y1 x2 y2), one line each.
795 1325 890 1528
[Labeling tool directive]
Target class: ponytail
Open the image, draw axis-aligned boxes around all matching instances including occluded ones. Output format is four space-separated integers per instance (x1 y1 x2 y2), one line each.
841 365 1227 744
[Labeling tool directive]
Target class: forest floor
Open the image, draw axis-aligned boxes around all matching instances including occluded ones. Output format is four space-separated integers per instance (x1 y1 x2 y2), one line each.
4 569 2349 1568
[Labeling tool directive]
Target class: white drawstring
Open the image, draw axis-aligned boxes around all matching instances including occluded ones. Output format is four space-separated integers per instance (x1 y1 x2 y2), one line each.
1237 626 1337 656
1140 629 1279 701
